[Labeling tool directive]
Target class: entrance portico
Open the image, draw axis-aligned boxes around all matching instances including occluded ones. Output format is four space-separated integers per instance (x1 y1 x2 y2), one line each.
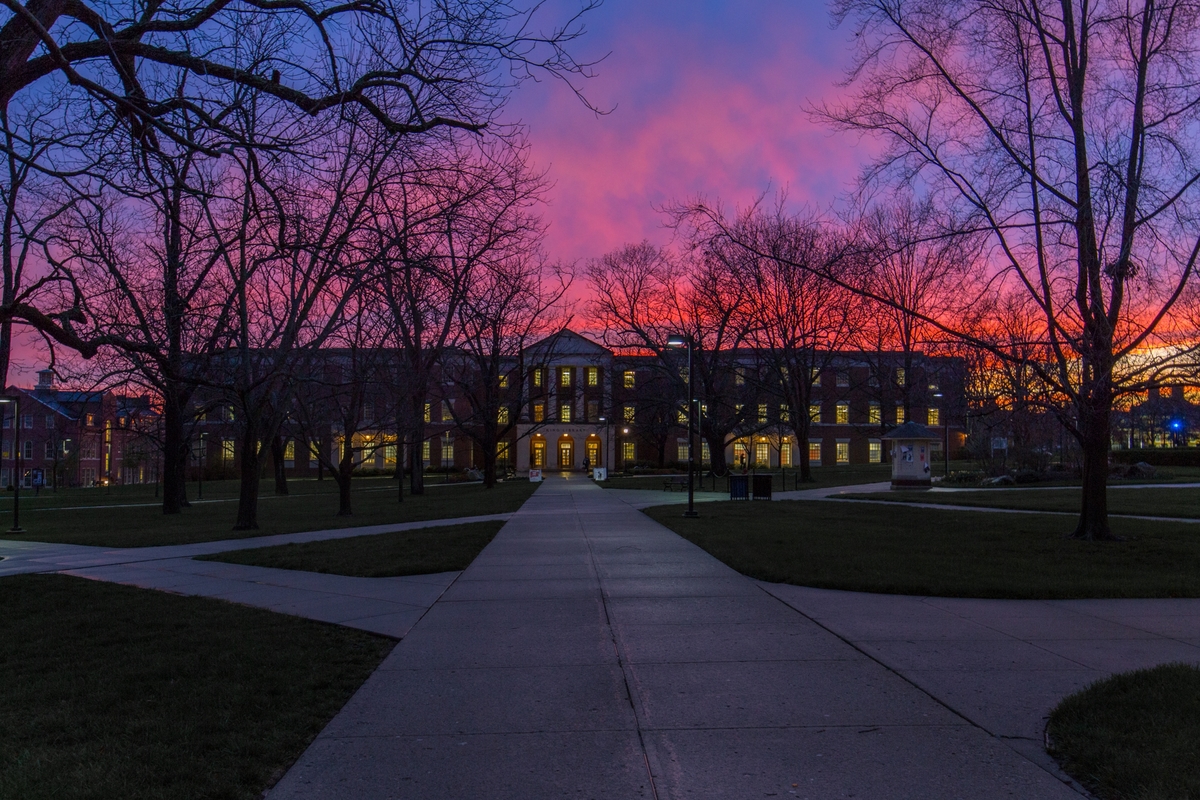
516 424 608 474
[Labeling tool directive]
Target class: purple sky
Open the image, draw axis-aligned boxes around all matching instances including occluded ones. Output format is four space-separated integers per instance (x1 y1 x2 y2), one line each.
505 0 870 266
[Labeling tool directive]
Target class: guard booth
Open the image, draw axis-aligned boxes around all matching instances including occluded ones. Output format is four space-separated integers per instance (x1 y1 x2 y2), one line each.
881 422 939 490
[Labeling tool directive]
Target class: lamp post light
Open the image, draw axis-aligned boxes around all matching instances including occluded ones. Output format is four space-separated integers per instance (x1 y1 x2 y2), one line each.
933 391 949 478
0 396 23 532
666 333 698 518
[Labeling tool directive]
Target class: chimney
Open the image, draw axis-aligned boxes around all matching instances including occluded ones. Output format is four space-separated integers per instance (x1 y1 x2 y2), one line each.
36 369 54 389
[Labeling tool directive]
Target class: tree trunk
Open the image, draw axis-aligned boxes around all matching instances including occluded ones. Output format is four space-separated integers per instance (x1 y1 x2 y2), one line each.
271 434 289 495
161 389 188 514
482 443 497 488
1072 401 1116 540
705 431 728 475
410 404 426 495
794 416 814 483
394 440 404 503
233 423 261 530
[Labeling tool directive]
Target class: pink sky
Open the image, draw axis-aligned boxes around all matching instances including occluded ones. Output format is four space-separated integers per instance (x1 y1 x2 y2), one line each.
505 0 869 267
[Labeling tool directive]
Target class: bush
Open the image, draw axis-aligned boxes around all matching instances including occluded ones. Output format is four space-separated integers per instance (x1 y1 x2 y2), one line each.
1111 448 1200 467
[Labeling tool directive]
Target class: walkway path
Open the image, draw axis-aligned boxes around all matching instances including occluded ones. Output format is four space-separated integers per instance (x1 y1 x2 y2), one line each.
0 514 511 637
268 474 1084 799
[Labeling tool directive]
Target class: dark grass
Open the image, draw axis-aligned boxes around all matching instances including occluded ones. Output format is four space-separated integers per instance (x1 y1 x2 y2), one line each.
1048 663 1200 800
0 479 538 548
0 573 394 800
607 463 894 492
843 486 1200 519
199 519 504 577
643 500 1200 598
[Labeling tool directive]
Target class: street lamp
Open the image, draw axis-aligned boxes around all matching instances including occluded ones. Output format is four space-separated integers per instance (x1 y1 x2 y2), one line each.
666 333 698 518
598 416 609 477
0 396 24 532
933 391 949 478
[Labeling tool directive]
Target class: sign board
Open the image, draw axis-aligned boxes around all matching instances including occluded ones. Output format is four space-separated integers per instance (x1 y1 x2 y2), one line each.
528 469 542 482
592 467 607 481
991 437 1008 451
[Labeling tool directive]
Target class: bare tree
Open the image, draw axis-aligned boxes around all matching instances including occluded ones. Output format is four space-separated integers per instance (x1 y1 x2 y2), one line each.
793 0 1200 539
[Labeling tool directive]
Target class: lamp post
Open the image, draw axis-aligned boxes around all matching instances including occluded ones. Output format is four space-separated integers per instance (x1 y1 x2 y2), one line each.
598 416 609 476
0 396 23 532
933 391 949 478
197 432 207 500
667 333 698 518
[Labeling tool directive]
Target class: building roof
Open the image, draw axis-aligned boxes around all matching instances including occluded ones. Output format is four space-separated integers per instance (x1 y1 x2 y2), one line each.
881 421 939 440
523 329 610 358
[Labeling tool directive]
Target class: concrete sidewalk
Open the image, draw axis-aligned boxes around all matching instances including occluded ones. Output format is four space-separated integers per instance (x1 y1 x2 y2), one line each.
269 474 1084 799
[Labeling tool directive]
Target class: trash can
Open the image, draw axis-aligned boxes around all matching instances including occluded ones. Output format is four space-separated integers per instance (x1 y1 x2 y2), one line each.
729 474 749 500
752 474 773 500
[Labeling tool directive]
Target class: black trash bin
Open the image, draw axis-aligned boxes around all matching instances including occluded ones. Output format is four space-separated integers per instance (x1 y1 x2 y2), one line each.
729 474 749 500
752 474 773 500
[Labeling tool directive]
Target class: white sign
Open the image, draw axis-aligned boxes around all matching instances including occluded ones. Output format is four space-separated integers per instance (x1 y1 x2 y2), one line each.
991 438 1008 451
528 469 542 482
592 467 607 481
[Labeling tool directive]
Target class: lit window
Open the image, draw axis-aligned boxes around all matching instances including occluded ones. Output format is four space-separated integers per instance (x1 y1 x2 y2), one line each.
560 404 572 422
701 441 711 463
836 441 850 464
809 404 821 423
623 370 635 389
497 441 510 463
755 442 770 466
868 402 881 424
498 407 509 425
423 403 431 423
811 369 821 387
587 367 599 386
780 405 790 422
677 442 689 462
735 367 746 386
284 440 295 463
499 374 508 388
422 440 431 463
560 369 572 387
623 441 636 462
896 368 906 386
384 445 396 465
677 409 687 424
836 402 850 424
780 441 792 466
533 403 545 423
896 405 906 424
222 439 235 460
808 441 822 464
836 371 850 387
869 440 882 464
533 369 543 387
441 437 454 464
928 407 941 426
623 405 635 423
86 414 95 427
928 383 939 391
441 401 452 422
758 404 768 424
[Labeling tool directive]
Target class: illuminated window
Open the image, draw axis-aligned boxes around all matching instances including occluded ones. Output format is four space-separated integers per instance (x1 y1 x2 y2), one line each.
780 404 790 422
869 440 882 463
497 441 510 464
836 371 850 387
587 367 599 386
623 370 636 389
560 404 572 422
735 367 746 386
809 404 821 423
560 368 572 387
755 442 770 466
499 374 508 388
284 440 295 464
836 402 850 424
928 383 939 391
384 445 396 465
758 404 768 424
623 405 635 423
808 441 822 464
533 403 545 423
423 403 431 423
222 438 235 460
533 368 543 387
836 441 850 464
677 441 689 462
498 406 509 425
896 368 906 386
441 401 453 422
780 440 792 466
895 405 906 424
928 407 941 426
811 369 821 387
735 403 744 416
623 441 636 462
422 440 430 463
868 402 881 424
677 409 687 424
701 441 711 464
86 413 95 427
441 437 454 464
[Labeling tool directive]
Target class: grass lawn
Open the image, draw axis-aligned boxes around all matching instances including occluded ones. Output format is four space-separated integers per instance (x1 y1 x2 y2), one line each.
608 463 894 492
200 519 504 577
843 486 1200 519
1047 663 1200 800
0 478 537 549
0 573 394 800
643 500 1200 598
